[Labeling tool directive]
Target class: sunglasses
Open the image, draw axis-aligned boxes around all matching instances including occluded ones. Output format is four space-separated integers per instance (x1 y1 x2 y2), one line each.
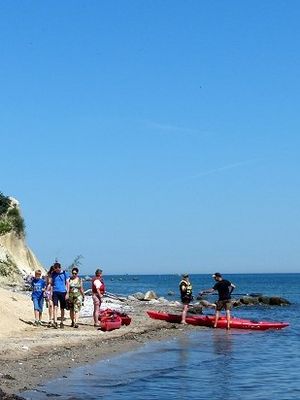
72 271 78 275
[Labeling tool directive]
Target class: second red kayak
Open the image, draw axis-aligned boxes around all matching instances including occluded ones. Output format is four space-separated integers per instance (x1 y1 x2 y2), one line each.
147 310 289 330
99 309 132 331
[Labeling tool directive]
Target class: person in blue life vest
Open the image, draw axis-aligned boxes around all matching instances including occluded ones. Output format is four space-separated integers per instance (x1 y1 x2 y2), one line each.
49 262 70 329
200 272 236 330
31 269 46 326
179 273 193 324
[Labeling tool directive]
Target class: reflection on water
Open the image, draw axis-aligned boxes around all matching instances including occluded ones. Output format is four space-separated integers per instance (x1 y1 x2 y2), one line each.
211 330 233 400
212 329 233 355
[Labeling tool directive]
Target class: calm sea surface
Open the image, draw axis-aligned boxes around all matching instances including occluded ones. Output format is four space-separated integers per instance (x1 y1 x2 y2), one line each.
24 273 300 400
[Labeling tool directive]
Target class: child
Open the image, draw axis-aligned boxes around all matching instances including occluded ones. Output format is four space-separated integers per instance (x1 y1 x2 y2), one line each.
31 269 46 326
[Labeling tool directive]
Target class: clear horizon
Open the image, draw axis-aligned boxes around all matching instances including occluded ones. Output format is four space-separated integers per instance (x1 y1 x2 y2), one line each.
1 1 300 275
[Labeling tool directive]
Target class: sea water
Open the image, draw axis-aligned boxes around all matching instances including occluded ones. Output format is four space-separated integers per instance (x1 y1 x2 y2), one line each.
23 274 300 400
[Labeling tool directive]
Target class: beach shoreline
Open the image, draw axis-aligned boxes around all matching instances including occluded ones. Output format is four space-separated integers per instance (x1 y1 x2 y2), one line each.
0 288 196 397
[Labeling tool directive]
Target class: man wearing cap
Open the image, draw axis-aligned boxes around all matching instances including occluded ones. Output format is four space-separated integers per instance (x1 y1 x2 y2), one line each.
200 273 235 329
179 273 193 324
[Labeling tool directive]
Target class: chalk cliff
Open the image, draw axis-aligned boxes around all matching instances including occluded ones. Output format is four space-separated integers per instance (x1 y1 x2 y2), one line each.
0 196 45 285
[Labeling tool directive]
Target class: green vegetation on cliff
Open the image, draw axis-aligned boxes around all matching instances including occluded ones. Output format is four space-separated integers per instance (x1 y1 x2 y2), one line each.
0 192 25 237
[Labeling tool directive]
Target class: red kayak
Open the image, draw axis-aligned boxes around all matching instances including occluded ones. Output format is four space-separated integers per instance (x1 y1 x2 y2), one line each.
100 314 122 331
99 309 132 327
147 310 289 330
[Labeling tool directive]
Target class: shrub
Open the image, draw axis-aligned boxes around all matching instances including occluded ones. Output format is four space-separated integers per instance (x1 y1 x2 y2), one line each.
0 256 19 277
0 220 12 236
7 207 19 217
12 214 26 237
0 192 11 216
0 193 26 237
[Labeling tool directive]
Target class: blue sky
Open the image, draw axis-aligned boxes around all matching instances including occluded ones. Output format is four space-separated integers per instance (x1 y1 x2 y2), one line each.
1 1 300 274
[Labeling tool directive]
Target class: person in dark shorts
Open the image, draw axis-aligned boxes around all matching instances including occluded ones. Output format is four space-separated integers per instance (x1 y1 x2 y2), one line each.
179 273 193 324
200 272 235 329
49 262 69 329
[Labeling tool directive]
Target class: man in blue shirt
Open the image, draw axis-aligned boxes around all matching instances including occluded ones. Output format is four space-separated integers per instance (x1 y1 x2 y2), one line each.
50 262 69 329
31 270 46 326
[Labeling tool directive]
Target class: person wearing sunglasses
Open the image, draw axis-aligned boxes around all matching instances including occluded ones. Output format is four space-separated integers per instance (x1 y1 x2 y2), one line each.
66 267 85 328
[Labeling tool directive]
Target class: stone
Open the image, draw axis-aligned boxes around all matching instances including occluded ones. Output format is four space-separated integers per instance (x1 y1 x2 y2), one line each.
188 305 203 314
240 296 259 305
259 296 271 304
144 290 158 301
199 299 216 308
132 292 145 301
269 296 291 306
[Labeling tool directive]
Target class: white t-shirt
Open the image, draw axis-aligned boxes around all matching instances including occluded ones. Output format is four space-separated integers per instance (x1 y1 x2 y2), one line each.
94 279 103 290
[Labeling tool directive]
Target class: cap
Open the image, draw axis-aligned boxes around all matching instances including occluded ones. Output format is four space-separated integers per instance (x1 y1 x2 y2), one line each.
212 272 222 278
182 273 189 278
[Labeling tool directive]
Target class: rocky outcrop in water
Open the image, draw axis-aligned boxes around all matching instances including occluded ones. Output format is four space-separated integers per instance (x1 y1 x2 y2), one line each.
236 295 291 306
128 291 291 307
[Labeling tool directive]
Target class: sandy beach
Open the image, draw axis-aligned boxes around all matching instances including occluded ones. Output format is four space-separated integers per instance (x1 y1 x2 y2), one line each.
0 286 195 397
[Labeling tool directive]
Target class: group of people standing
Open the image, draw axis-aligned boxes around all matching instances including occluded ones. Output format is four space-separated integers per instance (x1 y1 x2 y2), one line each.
31 265 234 329
179 272 236 329
30 263 105 328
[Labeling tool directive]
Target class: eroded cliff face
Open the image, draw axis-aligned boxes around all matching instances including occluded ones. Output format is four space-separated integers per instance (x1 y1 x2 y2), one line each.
0 232 44 277
0 197 45 285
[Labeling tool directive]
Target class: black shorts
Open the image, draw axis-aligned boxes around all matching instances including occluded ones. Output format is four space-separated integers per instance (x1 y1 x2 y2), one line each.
216 299 232 311
53 291 67 309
